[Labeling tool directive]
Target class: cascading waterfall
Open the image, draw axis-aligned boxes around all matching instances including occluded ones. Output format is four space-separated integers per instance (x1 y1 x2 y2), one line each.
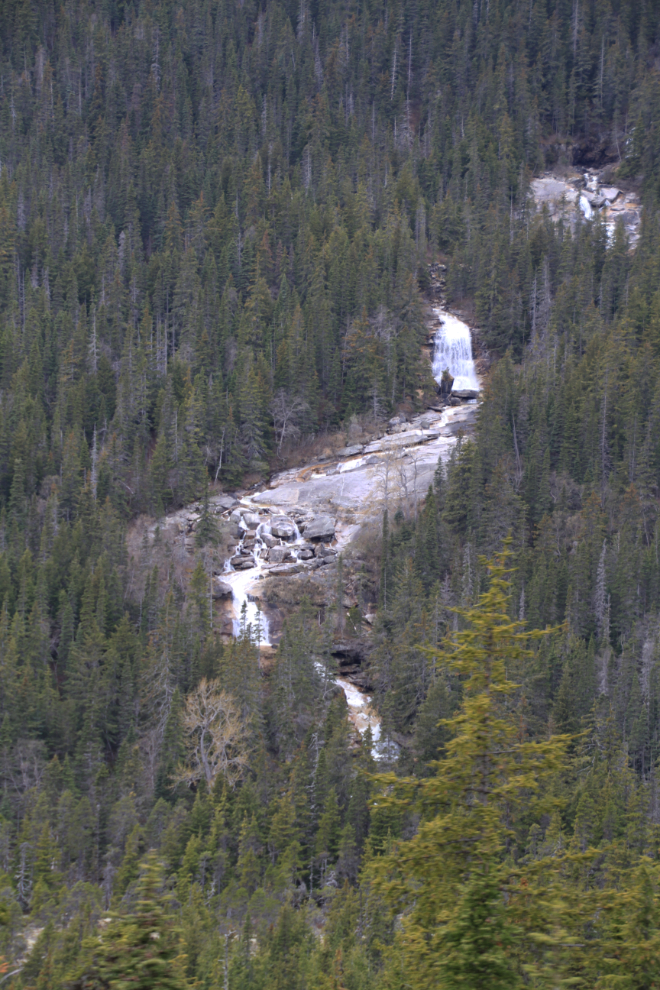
432 308 479 392
222 503 397 759
222 504 307 647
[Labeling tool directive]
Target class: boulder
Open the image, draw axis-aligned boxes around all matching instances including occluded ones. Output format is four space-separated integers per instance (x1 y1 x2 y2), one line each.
269 547 293 564
271 515 298 541
601 186 620 202
212 580 233 600
214 494 237 511
316 544 337 558
451 388 479 400
438 368 454 397
342 444 364 457
262 533 279 548
268 563 305 576
231 554 256 570
230 509 243 526
243 511 261 530
297 548 315 560
303 515 335 541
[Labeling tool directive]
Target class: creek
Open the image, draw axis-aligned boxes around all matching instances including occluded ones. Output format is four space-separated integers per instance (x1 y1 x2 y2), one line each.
221 307 479 758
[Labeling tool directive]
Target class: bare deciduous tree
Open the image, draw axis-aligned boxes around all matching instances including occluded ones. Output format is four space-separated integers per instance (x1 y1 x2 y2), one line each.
173 679 247 789
271 389 309 456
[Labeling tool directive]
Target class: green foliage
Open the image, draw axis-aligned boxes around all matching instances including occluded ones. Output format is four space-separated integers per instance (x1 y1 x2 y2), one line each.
0 0 659 988
72 854 186 990
370 550 570 990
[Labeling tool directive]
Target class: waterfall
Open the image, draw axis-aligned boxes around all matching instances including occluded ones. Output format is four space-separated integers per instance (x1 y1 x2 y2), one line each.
222 503 397 759
222 508 272 645
222 505 308 647
432 308 479 392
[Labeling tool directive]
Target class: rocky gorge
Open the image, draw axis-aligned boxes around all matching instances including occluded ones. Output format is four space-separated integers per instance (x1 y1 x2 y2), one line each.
530 166 642 245
137 300 481 755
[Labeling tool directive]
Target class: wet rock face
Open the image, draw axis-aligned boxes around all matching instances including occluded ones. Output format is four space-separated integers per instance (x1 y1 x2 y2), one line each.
303 514 335 541
261 570 337 609
530 170 641 246
332 640 374 691
213 579 233 600
437 368 454 397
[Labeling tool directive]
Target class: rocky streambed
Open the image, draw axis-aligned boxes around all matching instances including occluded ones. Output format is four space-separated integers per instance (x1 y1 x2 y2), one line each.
530 167 641 246
143 305 481 758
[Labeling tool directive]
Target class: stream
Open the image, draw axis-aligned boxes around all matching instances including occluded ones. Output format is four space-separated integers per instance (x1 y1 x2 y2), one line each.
221 307 480 759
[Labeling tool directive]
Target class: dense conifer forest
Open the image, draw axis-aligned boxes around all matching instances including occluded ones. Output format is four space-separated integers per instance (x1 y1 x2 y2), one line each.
2 0 660 985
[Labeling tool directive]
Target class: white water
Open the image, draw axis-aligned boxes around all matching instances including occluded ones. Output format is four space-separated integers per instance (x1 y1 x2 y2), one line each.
579 194 593 220
223 506 398 760
222 504 310 646
222 509 271 644
335 677 399 760
219 318 479 758
432 309 479 392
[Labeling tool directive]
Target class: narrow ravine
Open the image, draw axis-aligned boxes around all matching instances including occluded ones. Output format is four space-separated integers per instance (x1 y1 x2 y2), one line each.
219 305 480 758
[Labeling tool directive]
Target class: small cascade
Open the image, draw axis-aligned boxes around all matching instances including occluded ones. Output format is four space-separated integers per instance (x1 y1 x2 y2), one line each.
335 677 399 761
579 193 593 220
432 308 479 392
223 524 271 644
222 503 309 647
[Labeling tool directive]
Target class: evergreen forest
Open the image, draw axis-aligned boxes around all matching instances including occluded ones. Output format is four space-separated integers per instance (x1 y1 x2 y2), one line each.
2 0 660 986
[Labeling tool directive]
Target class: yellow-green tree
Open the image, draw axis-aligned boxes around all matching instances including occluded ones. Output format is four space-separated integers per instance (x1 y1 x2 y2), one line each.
71 853 187 990
370 549 570 990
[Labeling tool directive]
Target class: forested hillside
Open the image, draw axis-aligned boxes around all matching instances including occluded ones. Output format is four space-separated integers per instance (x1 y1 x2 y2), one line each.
2 0 660 986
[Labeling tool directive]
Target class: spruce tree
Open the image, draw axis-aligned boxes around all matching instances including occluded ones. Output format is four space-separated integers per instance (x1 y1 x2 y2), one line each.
370 549 570 990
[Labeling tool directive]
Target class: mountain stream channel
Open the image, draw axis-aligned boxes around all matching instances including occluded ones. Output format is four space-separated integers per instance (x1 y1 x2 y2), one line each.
157 305 480 759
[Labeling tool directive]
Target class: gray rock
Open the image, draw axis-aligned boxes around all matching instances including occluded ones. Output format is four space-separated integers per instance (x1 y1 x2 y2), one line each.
297 548 315 560
230 510 243 526
269 547 293 564
452 388 479 399
268 563 305 576
231 555 256 570
212 580 233 600
271 515 298 540
262 533 279 548
214 494 237 511
342 444 364 457
316 544 337 558
243 511 261 530
601 186 620 202
303 514 335 541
